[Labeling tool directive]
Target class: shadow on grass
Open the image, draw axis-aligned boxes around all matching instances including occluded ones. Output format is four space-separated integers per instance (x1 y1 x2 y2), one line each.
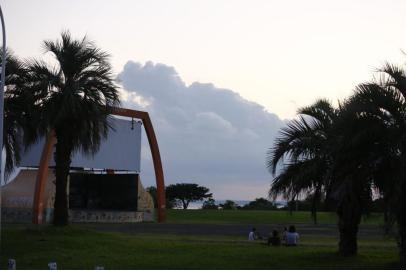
292 250 401 270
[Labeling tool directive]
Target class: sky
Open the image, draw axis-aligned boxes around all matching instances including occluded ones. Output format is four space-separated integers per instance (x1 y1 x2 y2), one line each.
3 0 406 200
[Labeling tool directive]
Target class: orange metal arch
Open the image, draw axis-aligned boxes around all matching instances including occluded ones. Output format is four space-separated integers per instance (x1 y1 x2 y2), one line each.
32 107 166 224
31 130 56 224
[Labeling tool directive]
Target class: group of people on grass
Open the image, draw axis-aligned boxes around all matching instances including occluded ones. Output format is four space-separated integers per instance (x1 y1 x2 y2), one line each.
248 225 299 246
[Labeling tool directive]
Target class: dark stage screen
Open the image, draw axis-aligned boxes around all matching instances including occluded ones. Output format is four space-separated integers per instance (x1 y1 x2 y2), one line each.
69 173 138 211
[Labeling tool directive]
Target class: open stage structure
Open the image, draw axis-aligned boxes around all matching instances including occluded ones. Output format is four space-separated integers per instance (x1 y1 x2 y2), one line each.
1 108 166 224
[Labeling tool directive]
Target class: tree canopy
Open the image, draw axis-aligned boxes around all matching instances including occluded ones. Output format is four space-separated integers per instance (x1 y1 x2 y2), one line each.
146 186 178 209
242 198 277 210
202 198 218 210
219 200 238 210
26 31 120 225
1 49 41 178
267 61 406 264
166 183 212 209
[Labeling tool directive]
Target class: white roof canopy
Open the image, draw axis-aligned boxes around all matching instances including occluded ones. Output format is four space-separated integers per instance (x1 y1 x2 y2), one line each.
19 118 142 172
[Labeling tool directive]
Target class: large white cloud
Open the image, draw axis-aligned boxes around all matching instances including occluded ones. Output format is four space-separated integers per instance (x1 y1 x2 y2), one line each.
118 60 284 200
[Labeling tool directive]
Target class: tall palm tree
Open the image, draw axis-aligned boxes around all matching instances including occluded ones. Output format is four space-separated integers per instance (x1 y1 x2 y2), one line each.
347 63 406 265
267 99 337 224
328 98 385 256
27 32 120 225
267 99 374 256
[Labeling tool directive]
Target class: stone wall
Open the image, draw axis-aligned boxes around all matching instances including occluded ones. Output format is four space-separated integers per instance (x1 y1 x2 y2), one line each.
69 210 144 223
137 178 154 221
1 169 155 223
1 207 32 223
1 170 55 209
1 169 55 223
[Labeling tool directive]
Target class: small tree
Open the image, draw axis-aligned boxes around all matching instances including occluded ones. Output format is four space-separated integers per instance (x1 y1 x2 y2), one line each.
166 183 212 209
242 198 277 210
220 200 238 210
146 186 177 209
146 186 157 207
202 198 218 210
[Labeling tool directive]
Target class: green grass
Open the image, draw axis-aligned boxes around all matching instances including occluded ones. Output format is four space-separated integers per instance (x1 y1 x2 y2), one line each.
166 209 384 225
0 225 400 270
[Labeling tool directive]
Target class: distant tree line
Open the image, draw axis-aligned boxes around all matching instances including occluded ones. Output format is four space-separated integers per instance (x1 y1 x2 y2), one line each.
202 198 279 210
146 185 283 211
147 184 388 213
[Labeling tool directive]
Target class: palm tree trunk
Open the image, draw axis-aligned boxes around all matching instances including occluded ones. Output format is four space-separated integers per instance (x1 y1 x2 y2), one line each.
337 194 361 256
397 183 406 266
399 222 406 266
53 134 72 226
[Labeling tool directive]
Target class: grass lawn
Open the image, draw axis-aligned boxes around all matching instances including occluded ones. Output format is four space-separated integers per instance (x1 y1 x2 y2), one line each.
165 209 384 225
0 225 400 270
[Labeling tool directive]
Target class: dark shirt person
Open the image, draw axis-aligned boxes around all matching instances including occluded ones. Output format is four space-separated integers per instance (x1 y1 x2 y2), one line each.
282 227 288 244
267 230 281 246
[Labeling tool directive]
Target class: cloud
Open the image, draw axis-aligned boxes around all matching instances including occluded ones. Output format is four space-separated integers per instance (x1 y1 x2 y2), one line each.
118 60 284 200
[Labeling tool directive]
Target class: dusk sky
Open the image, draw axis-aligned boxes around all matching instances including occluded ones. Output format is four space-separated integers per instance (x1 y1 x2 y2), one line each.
4 0 406 199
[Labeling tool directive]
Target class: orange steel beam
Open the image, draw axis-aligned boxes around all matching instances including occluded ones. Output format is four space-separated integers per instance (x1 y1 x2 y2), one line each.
32 130 56 224
110 107 166 223
32 107 166 224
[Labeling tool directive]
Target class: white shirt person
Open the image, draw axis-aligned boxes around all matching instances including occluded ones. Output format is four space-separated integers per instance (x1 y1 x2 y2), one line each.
248 228 258 241
285 225 299 246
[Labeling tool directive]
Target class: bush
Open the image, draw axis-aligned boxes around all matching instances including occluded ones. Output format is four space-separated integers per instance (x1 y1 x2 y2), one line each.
242 198 277 210
202 198 218 210
219 200 238 210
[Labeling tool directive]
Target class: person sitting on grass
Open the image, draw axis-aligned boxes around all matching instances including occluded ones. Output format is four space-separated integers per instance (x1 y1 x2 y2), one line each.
285 225 299 246
267 230 281 246
282 226 288 244
248 227 260 241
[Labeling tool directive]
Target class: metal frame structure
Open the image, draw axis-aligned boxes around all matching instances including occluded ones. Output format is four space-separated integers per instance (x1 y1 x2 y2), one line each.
32 107 166 224
0 4 6 228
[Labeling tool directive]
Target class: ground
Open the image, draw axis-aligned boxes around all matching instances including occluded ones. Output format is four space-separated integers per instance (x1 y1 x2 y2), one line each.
0 210 400 270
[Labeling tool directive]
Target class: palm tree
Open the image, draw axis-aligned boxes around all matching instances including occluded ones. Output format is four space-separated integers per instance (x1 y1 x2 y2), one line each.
27 32 120 225
267 99 337 224
347 63 406 265
327 98 385 256
267 99 374 256
1 49 40 178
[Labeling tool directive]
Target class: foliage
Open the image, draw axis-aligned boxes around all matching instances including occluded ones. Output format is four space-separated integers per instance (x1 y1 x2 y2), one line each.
280 193 331 212
267 99 339 224
166 183 212 209
344 62 406 265
202 198 218 209
241 198 277 210
219 200 238 210
368 198 386 213
1 49 40 178
267 60 406 264
26 31 120 225
267 99 377 256
146 186 178 209
146 186 157 205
